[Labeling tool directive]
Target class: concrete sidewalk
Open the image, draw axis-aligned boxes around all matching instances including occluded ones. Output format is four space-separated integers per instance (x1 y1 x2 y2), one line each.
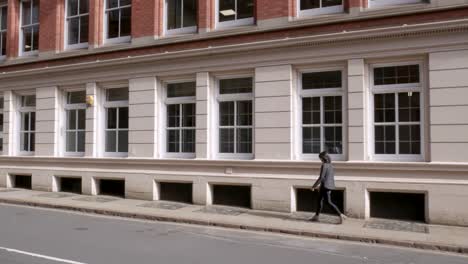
1 187 467 255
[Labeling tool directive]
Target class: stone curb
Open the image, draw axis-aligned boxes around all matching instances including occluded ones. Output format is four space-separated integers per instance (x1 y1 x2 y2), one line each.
1 198 467 255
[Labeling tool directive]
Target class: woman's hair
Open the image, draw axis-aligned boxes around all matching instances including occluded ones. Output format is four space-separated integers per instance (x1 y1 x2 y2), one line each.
319 151 332 163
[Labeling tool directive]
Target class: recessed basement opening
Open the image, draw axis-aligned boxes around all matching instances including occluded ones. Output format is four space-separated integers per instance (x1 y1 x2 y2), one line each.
11 175 32 190
98 179 125 198
159 182 193 204
212 184 251 209
296 188 344 214
369 191 426 222
59 177 82 194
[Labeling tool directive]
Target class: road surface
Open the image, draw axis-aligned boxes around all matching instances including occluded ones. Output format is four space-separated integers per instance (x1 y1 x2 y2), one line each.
0 204 466 264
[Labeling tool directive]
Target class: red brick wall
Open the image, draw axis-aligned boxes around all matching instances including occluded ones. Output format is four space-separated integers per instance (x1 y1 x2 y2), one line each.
132 0 160 39
6 0 19 58
198 0 214 31
89 0 103 47
39 0 64 53
257 0 289 20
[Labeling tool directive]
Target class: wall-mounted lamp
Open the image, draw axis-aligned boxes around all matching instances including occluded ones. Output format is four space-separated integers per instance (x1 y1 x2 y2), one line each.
86 95 94 107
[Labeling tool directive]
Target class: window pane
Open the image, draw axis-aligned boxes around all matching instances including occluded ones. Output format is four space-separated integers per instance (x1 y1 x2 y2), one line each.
21 132 28 151
303 71 341 89
32 0 39 23
67 91 86 104
237 101 252 126
183 0 197 27
107 108 117 129
374 94 395 123
80 16 89 43
22 95 36 107
79 0 89 14
302 97 320 125
105 131 116 152
66 131 77 152
374 65 420 85
301 0 320 10
118 107 129 129
220 128 234 153
120 0 131 6
167 130 179 152
22 113 30 131
220 78 253 94
237 0 253 19
32 25 39 50
68 0 79 16
77 131 85 152
117 130 128 152
1 6 7 30
398 92 420 122
219 0 235 22
0 114 3 132
167 104 180 127
167 0 182 30
0 138 3 151
30 132 35 151
107 88 129 101
219 101 234 126
108 0 118 8
30 112 35 131
324 126 342 154
22 1 31 25
399 125 420 155
0 98 3 109
107 9 119 38
78 109 86 129
167 82 196 97
68 17 80 45
303 127 320 154
236 128 252 153
67 110 77 130
323 0 342 7
120 7 131 37
182 103 195 127
181 129 195 153
324 96 342 124
1 32 6 56
375 125 395 154
23 27 32 52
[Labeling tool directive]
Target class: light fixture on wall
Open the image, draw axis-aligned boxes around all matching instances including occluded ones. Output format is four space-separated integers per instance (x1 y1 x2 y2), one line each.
86 95 94 107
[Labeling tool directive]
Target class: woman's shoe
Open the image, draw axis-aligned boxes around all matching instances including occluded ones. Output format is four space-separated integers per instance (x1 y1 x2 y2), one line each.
310 215 319 222
339 214 347 224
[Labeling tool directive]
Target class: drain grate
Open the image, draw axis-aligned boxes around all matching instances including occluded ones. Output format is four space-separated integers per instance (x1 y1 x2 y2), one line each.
196 206 247 216
35 193 77 199
139 201 188 210
73 196 119 203
364 219 428 233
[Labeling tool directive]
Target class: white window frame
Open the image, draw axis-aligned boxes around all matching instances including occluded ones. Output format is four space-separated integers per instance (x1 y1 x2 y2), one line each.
63 90 86 157
0 2 7 60
297 67 347 161
64 0 89 50
368 0 423 8
164 0 197 36
297 0 344 17
215 0 254 29
19 0 39 56
103 0 131 45
18 94 36 156
368 61 425 162
161 79 196 159
214 74 254 160
103 88 129 157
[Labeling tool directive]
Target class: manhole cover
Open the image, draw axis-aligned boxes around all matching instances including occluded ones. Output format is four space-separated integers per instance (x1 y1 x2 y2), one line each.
73 196 119 203
139 201 188 210
196 206 247 216
35 193 76 199
364 219 428 233
73 227 89 231
0 189 19 193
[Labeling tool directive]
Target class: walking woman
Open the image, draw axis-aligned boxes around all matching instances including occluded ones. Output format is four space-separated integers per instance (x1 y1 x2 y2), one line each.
310 151 347 224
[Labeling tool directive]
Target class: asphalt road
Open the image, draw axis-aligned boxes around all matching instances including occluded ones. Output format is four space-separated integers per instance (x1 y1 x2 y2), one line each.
0 204 467 264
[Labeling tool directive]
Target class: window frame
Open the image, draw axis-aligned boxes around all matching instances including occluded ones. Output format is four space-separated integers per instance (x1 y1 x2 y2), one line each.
18 94 36 156
297 67 347 161
0 2 7 59
103 87 129 157
0 96 4 152
297 0 344 17
64 0 89 50
19 0 39 56
161 79 197 159
103 0 131 44
63 89 86 157
368 0 423 8
368 61 425 162
214 74 254 160
164 0 197 36
215 0 254 29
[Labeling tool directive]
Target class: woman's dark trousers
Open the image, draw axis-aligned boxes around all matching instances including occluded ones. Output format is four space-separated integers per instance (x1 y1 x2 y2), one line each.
316 187 342 216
